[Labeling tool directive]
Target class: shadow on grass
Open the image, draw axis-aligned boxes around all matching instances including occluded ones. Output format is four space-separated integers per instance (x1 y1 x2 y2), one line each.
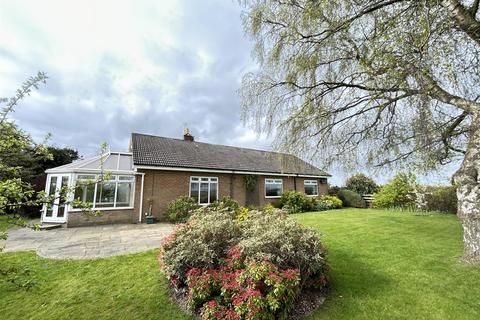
328 247 392 294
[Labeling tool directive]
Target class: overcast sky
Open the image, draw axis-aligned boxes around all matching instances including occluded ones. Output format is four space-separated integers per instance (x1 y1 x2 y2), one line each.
0 0 457 185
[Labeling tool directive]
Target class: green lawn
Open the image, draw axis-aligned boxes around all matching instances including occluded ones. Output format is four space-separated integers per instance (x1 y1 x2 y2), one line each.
1 209 479 319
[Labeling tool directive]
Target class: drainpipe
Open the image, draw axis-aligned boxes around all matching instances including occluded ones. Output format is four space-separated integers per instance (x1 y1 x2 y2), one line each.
138 172 145 223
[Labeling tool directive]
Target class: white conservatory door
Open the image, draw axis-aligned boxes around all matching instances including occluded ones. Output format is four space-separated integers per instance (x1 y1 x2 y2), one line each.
43 174 70 223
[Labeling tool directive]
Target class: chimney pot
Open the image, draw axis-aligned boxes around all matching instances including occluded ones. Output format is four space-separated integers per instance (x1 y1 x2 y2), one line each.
183 128 194 141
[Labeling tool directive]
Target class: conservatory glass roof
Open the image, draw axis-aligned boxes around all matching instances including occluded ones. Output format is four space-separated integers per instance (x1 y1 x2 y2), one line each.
46 152 134 174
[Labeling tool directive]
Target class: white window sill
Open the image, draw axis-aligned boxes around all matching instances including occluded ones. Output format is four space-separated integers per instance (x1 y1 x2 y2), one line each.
69 207 134 212
306 194 318 197
265 196 281 199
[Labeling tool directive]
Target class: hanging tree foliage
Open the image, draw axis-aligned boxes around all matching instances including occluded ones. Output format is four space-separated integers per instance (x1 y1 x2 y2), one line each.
239 0 480 262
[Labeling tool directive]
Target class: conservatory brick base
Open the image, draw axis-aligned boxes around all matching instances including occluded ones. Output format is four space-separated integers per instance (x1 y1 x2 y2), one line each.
67 209 136 227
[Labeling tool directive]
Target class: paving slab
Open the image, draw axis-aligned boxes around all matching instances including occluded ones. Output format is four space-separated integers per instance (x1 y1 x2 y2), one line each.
1 223 174 259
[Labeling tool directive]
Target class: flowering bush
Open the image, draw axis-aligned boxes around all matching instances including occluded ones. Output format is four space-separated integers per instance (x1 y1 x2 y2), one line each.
187 246 301 320
159 206 329 319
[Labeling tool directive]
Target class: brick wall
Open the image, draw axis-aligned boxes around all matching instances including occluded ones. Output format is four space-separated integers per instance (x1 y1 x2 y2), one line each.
137 170 247 221
67 209 135 227
137 170 329 221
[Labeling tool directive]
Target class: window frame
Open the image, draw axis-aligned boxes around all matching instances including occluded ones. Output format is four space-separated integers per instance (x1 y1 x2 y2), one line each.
264 178 283 198
304 179 319 196
189 176 219 205
71 173 135 211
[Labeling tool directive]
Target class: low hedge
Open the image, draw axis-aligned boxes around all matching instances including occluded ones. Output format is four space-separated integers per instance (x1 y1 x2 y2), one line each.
338 189 366 208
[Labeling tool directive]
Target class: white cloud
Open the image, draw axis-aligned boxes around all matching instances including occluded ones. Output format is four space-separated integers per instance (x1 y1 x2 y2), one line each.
0 0 264 157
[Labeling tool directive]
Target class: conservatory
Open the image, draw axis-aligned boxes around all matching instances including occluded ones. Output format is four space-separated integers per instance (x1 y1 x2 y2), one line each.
42 152 137 225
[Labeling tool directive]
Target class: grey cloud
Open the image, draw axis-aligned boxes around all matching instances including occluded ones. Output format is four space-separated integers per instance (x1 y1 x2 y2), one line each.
4 0 261 159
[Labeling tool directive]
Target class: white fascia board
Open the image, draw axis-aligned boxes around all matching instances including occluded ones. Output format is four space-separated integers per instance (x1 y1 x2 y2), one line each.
133 165 330 178
46 168 136 174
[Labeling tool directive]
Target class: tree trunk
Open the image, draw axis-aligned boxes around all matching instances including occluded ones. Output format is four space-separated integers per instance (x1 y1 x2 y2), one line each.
453 114 480 263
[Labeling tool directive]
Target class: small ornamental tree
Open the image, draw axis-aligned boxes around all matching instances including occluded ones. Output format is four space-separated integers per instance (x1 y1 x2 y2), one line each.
345 173 379 195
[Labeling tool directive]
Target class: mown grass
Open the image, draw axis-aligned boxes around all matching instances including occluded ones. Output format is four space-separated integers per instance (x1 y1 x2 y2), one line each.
298 209 480 320
1 209 479 319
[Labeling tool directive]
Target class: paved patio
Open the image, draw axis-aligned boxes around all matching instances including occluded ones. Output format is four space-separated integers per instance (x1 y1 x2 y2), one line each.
0 223 174 259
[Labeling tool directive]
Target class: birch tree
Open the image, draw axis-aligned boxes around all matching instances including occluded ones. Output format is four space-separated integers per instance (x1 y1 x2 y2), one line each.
239 0 480 262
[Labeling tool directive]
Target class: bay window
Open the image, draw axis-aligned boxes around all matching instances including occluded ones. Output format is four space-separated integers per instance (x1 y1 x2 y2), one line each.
190 177 218 204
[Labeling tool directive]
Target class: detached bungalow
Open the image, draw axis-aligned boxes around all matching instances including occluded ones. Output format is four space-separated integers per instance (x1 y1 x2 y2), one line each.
42 131 331 227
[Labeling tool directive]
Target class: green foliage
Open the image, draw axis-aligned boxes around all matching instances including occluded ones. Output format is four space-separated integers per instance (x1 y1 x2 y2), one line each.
209 196 240 212
239 210 328 286
280 190 314 213
160 210 242 282
262 202 276 213
235 206 250 222
415 185 457 214
40 147 79 173
373 173 417 209
160 208 328 315
165 196 199 223
2 211 480 319
345 173 378 195
244 175 258 192
312 201 333 212
189 256 301 320
240 1 478 174
338 189 366 208
318 195 343 209
328 185 341 196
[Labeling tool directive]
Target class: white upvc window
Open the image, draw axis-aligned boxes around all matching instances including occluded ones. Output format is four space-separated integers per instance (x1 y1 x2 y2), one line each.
304 180 318 196
189 176 218 205
73 174 134 210
265 179 283 198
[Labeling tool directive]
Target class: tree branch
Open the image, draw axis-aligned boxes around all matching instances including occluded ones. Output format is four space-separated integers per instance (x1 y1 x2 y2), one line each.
442 0 480 45
417 73 480 113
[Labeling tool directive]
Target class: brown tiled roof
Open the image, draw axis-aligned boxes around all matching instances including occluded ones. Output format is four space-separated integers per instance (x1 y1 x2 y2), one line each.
131 133 330 177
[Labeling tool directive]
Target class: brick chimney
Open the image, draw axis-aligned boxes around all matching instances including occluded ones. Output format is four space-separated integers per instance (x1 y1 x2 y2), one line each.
183 128 194 141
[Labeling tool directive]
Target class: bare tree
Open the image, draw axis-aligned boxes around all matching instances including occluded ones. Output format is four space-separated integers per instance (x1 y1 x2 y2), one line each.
239 0 480 262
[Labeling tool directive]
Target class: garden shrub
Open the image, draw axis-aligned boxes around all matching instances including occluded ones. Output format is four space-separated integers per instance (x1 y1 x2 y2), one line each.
166 196 199 223
239 210 328 286
312 201 332 211
373 172 416 209
235 206 250 222
415 185 457 213
262 202 276 213
160 210 241 282
328 185 341 196
189 248 301 320
280 190 314 213
338 189 366 208
209 196 239 212
159 207 329 319
319 195 342 209
345 173 379 195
